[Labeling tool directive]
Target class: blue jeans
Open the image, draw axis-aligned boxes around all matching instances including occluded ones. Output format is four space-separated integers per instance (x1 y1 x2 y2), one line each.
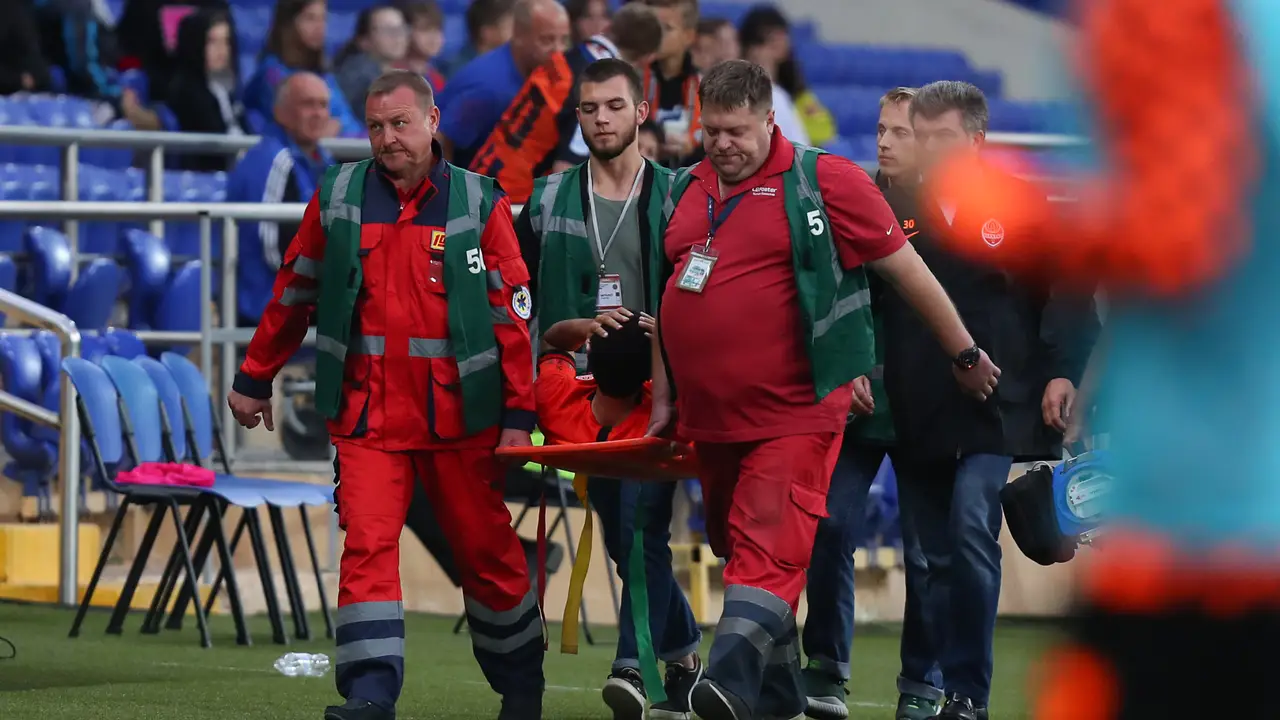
891 452 1013 706
803 444 941 701
588 477 702 671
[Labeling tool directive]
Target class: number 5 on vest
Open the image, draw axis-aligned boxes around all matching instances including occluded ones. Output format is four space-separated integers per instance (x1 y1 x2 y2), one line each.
807 209 825 236
466 248 487 274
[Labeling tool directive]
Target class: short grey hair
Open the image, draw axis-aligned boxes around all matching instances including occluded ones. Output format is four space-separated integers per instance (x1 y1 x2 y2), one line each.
909 80 988 135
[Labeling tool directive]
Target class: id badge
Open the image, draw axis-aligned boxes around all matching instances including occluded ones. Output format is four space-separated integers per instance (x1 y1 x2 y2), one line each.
676 247 718 293
597 273 623 311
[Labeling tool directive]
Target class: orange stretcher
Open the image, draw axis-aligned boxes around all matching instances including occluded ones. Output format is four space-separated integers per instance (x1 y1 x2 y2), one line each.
496 436 698 481
496 436 699 701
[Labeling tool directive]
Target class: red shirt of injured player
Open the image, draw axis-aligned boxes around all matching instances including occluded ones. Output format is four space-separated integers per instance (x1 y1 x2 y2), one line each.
652 60 1003 720
225 71 544 720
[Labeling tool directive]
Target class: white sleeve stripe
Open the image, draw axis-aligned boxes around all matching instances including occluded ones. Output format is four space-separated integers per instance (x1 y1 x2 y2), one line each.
259 148 296 270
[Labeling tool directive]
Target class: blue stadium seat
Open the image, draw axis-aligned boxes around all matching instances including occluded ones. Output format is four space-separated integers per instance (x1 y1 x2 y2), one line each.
61 258 123 332
78 165 122 255
0 334 57 505
154 259 202 339
163 171 224 258
121 229 172 330
62 355 246 647
24 226 73 308
104 328 146 359
82 119 136 169
0 253 16 323
30 330 113 492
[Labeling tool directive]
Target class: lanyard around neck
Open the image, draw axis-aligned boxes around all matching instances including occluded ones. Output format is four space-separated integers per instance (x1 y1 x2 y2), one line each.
586 159 645 274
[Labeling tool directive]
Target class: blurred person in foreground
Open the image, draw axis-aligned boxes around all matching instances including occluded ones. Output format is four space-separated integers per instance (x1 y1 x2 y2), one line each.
651 59 1001 720
888 80 1098 720
437 0 569 166
800 86 942 720
227 70 542 720
928 1 1280 717
516 58 703 720
470 2 663 203
228 72 335 328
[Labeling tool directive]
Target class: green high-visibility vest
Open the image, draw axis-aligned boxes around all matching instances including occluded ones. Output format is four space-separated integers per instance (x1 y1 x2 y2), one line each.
527 159 674 330
668 143 876 402
312 159 506 435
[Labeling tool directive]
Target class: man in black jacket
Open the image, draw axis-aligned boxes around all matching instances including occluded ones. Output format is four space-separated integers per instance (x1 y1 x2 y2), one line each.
881 81 1099 720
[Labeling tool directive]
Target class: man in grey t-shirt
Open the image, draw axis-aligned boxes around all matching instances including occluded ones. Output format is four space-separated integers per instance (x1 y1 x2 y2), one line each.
514 58 704 720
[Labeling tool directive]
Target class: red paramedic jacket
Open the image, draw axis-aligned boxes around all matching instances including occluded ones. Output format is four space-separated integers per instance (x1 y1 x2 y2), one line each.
233 146 537 451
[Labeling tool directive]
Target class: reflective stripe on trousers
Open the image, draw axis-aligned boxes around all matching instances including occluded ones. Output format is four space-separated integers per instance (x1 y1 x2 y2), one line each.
334 600 406 709
464 589 546 697
706 584 798 715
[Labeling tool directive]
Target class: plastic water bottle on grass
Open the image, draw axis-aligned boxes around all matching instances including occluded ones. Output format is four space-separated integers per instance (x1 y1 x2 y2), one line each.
274 652 331 677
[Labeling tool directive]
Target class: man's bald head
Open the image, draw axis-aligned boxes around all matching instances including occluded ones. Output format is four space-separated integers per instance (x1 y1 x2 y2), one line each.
510 0 570 75
274 71 333 148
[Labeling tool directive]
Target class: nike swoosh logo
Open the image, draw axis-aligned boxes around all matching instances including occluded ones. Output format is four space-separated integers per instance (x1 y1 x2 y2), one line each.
885 227 894 234
904 231 920 240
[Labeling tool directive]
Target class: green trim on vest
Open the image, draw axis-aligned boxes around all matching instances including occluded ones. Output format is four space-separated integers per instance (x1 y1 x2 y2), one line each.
529 159 673 331
313 159 505 436
668 144 876 403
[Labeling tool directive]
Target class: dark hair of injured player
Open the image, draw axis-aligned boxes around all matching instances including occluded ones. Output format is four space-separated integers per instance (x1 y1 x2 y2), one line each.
587 311 651 426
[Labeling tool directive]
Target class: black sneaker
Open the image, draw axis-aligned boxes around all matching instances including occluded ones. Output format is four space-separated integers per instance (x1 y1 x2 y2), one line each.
601 667 647 720
650 654 705 720
931 693 989 720
497 693 543 720
801 666 848 720
689 678 750 720
323 699 395 720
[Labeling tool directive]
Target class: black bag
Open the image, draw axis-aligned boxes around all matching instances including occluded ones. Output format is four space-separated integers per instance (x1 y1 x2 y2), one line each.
1000 463 1078 566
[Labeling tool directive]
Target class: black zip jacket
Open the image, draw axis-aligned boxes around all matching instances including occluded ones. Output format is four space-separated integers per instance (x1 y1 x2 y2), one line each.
880 170 1100 461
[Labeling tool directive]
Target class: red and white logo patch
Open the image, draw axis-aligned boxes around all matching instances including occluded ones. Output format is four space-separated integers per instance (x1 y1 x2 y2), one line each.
981 218 1005 247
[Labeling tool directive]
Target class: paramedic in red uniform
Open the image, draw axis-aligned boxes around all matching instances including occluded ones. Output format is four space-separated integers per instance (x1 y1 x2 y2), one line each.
226 70 544 720
652 60 1002 720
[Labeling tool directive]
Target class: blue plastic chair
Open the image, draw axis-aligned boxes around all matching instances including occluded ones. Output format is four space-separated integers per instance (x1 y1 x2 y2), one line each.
62 356 238 648
133 354 294 643
160 351 335 640
25 226 73 308
62 258 123 332
0 254 16 323
154 260 202 342
104 327 147 359
0 334 56 510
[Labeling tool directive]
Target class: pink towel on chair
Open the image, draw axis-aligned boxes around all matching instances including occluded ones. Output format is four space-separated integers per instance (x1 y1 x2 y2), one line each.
116 462 215 488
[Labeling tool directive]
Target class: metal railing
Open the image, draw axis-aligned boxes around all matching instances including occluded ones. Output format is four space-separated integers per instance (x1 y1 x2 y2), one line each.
0 125 372 268
0 288 81 605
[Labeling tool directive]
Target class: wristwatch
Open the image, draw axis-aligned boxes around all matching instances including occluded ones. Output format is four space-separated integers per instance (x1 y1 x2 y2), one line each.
953 345 981 370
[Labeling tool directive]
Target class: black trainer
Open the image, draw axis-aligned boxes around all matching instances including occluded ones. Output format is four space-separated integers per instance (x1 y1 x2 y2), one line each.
601 667 647 720
650 654 705 720
931 693 989 720
690 678 750 720
323 698 395 720
497 693 543 720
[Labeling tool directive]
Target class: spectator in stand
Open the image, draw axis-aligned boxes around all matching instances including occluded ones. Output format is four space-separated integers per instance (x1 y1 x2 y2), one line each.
737 5 810 145
0 0 54 94
437 0 514 76
436 0 569 167
566 0 611 45
227 72 335 328
115 0 235 103
335 5 410 123
394 0 447 92
777 56 836 147
637 0 700 166
691 17 738 72
161 9 247 170
637 119 662 162
34 0 124 104
242 0 362 137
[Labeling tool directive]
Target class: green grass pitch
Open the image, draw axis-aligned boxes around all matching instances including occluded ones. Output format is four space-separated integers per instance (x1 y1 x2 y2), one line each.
0 602 1056 718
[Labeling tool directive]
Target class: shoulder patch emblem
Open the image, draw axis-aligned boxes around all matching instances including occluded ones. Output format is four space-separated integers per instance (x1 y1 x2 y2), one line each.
430 230 446 251
512 285 533 321
981 218 1005 247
